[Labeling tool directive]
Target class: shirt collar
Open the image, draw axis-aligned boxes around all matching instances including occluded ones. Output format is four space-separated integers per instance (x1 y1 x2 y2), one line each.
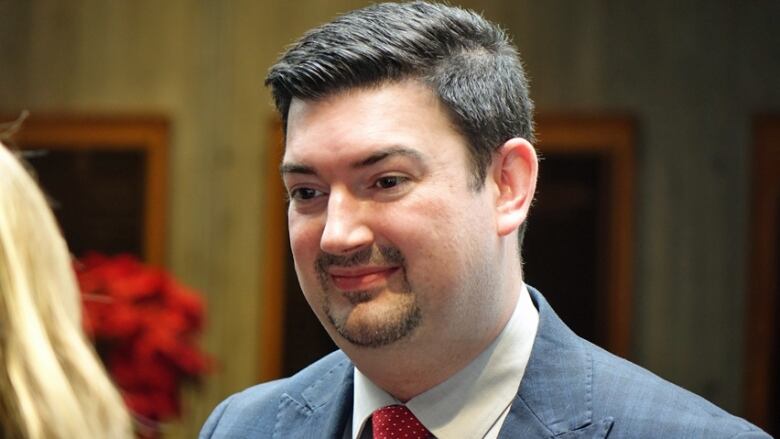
352 284 539 438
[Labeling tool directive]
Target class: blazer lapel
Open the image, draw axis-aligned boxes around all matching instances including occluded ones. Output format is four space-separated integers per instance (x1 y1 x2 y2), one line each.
273 356 355 439
498 287 614 439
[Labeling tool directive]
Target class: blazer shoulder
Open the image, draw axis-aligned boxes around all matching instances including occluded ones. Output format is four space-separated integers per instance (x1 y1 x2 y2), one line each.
199 379 287 438
586 342 769 438
521 287 769 438
200 350 352 438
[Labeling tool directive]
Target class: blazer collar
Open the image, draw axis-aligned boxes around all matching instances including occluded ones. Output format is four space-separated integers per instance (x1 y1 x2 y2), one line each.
273 355 354 439
499 286 614 438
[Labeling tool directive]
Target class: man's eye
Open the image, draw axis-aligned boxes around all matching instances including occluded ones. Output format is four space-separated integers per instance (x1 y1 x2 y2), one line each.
289 187 323 201
374 176 406 189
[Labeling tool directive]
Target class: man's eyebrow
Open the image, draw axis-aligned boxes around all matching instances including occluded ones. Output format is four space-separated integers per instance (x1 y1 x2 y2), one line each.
280 147 427 176
279 162 316 176
351 146 426 169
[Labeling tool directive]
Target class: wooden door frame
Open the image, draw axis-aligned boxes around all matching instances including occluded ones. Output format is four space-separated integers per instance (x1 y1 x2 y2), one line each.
3 114 169 265
744 115 780 430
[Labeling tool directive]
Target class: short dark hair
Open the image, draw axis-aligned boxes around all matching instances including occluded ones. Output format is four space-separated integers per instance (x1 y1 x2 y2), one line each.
266 1 533 245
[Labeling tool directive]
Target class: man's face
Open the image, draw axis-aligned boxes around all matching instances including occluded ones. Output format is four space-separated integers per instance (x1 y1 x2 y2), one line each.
282 81 503 350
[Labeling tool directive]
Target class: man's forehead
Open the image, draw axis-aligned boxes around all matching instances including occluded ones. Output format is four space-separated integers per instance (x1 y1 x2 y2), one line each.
286 80 438 124
286 87 369 125
281 80 466 177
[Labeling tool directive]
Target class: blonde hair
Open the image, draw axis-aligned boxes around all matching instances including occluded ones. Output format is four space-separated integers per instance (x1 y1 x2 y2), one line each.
0 143 133 438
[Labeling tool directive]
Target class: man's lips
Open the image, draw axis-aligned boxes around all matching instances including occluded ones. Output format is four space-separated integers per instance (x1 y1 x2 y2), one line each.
328 266 400 291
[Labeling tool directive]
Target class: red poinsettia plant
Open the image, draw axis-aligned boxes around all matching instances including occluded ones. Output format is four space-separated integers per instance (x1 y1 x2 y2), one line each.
75 253 211 430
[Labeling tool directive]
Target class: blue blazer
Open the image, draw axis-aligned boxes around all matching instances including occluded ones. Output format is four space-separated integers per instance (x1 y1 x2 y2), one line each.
201 288 770 438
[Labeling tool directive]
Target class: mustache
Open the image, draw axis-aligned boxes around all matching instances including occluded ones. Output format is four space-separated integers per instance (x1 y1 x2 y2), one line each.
315 245 405 272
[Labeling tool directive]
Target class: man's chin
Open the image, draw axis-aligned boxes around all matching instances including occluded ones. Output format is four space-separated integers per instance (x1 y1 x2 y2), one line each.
327 305 422 349
341 289 377 305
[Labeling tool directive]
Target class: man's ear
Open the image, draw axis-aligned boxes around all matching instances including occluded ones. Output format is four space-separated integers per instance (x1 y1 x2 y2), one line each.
491 137 538 236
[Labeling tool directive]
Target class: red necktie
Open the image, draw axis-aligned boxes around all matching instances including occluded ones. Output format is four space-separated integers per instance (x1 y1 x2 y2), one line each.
371 404 433 439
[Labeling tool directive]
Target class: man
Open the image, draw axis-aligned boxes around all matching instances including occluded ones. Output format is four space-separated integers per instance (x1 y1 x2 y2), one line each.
201 2 769 438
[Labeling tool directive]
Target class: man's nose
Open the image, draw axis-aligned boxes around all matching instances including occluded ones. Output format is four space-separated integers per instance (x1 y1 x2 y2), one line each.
320 190 373 255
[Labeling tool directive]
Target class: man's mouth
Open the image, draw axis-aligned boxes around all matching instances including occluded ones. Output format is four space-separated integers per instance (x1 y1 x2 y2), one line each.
328 266 400 291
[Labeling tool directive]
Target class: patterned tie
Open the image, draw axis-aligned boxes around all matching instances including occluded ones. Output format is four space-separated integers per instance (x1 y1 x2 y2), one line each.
371 404 433 439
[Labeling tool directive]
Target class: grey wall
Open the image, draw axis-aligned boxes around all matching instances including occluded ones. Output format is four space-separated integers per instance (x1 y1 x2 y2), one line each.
1 1 778 436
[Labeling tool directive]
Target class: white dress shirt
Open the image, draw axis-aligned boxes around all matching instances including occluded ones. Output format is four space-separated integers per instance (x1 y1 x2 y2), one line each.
352 285 539 439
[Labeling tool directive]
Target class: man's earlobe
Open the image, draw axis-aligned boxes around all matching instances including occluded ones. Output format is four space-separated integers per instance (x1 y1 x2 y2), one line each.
494 138 538 236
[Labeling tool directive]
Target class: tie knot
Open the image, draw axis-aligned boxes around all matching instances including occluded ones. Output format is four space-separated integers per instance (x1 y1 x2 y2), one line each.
371 405 432 439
